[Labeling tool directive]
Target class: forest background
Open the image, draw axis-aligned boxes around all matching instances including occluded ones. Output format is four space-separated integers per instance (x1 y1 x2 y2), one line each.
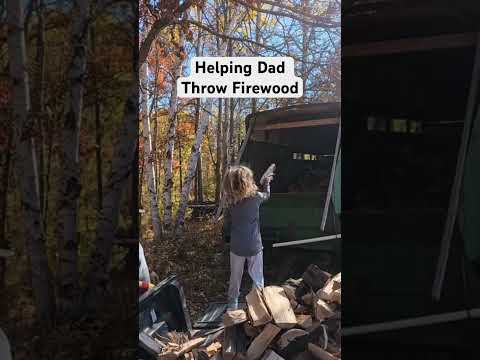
139 0 340 318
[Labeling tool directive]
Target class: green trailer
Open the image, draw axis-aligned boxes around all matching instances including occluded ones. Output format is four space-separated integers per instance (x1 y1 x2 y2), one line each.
236 103 342 275
341 1 480 357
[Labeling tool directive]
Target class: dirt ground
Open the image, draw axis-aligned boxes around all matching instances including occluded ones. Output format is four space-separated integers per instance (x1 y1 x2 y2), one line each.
1 261 137 359
142 216 336 321
0 217 333 359
142 217 232 320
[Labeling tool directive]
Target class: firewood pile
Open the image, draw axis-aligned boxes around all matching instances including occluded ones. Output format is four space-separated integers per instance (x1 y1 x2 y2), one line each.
157 264 341 360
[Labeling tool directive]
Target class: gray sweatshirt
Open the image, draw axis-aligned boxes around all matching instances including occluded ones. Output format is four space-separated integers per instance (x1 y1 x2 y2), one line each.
226 183 270 257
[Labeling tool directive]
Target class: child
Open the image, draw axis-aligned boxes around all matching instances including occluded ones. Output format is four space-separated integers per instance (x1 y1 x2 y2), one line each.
223 165 273 310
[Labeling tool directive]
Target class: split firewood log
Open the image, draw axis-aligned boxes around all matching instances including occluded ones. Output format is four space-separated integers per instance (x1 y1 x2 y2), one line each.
314 299 335 321
158 337 206 359
262 286 297 329
205 341 222 357
223 309 248 327
308 343 340 360
296 315 313 329
277 329 308 350
246 323 281 360
276 328 309 358
244 321 261 338
301 292 315 306
282 285 297 302
332 273 341 284
223 324 248 360
285 278 303 287
246 288 272 327
293 304 309 315
302 265 331 291
317 276 340 303
331 289 341 305
261 349 285 360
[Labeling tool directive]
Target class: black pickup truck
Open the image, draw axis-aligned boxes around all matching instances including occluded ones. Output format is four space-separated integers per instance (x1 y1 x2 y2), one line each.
138 276 191 359
138 275 241 360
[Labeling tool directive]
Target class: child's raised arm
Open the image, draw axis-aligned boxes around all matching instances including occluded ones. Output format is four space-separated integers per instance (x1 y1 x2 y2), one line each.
258 163 274 202
257 181 271 202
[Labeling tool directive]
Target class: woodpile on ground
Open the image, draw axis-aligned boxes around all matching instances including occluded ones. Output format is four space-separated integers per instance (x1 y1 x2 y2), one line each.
156 265 341 360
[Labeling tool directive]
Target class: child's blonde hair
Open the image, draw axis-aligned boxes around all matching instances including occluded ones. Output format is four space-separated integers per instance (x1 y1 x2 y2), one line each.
223 165 258 207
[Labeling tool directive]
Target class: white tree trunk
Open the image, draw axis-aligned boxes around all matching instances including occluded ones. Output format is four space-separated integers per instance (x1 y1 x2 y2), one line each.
87 81 139 303
88 1 175 301
194 7 204 203
213 8 239 219
7 0 55 328
141 63 162 240
215 98 223 202
162 36 185 233
174 100 213 235
58 0 90 317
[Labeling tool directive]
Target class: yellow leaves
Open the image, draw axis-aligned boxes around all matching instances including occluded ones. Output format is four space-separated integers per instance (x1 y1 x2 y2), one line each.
313 0 333 16
259 13 276 27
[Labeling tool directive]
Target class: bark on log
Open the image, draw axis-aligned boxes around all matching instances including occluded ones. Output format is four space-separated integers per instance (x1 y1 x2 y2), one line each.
246 323 281 360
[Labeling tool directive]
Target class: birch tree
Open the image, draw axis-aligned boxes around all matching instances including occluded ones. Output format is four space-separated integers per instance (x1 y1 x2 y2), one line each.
33 0 47 219
140 0 340 228
6 0 55 328
91 25 104 212
87 81 139 303
162 33 185 233
215 98 223 202
174 100 213 235
141 62 162 240
58 0 90 318
87 0 196 300
194 6 205 203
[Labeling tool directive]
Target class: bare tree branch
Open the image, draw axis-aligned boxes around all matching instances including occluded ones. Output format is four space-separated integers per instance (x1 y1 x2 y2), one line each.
139 0 194 66
182 18 324 65
232 0 339 28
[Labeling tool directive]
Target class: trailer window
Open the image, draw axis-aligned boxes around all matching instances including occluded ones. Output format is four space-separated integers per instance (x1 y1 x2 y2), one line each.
367 117 423 134
409 119 423 134
391 119 408 133
292 153 319 161
367 116 387 131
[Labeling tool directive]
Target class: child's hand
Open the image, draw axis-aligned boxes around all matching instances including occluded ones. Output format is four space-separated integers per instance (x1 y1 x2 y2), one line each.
260 163 276 185
265 174 274 184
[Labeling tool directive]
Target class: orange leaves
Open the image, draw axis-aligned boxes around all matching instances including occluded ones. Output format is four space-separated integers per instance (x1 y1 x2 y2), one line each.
185 28 194 42
173 158 181 170
146 42 175 93
177 119 195 137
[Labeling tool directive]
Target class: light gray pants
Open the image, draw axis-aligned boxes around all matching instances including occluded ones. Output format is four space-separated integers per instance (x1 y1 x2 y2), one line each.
228 251 264 301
